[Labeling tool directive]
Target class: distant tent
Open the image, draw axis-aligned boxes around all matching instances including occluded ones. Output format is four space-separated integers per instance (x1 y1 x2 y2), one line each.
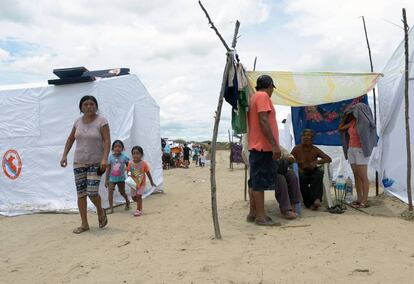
0 74 163 216
372 26 414 203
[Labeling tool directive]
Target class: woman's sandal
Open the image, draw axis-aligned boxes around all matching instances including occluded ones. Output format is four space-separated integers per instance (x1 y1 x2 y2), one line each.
356 203 370 208
73 226 89 234
99 209 108 228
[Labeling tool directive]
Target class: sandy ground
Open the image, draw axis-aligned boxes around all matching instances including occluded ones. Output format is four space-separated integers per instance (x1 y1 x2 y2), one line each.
1 150 414 284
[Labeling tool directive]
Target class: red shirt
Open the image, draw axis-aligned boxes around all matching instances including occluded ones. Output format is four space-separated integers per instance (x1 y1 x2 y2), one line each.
248 91 279 151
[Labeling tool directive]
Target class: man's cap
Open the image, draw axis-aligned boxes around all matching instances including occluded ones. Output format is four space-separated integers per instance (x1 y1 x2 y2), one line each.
256 74 276 89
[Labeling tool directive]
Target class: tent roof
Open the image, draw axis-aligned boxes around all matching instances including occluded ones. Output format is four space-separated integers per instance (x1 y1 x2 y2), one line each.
0 82 47 91
247 71 383 106
0 76 129 92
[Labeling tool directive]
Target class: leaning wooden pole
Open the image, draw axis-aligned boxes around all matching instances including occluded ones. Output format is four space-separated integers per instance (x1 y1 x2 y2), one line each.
199 0 240 238
361 16 380 196
253 56 257 71
402 8 413 211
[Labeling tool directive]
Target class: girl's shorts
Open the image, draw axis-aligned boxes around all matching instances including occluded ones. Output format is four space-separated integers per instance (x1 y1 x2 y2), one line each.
347 147 370 165
73 163 101 198
108 181 125 192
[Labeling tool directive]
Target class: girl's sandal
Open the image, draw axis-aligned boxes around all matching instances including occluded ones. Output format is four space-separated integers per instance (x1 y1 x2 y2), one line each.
73 226 89 234
99 209 108 228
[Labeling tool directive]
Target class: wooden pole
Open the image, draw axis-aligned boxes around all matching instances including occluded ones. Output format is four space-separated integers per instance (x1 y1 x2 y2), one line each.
244 164 248 201
361 16 380 196
402 8 413 211
253 56 257 71
228 129 233 169
199 0 241 238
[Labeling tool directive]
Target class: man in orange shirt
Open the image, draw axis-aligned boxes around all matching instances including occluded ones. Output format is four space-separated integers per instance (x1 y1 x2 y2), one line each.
247 75 281 226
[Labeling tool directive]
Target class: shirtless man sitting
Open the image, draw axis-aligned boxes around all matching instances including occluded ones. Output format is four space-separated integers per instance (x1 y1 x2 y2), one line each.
291 129 332 210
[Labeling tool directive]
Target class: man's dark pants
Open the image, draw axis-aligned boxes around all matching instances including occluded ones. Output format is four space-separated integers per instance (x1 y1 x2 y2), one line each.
299 167 324 208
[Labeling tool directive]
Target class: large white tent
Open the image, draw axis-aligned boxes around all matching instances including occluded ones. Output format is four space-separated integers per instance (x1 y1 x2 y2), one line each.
372 26 414 203
0 74 163 216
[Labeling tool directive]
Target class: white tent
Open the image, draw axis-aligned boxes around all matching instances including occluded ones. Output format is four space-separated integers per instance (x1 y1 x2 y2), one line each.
372 26 414 203
0 74 163 216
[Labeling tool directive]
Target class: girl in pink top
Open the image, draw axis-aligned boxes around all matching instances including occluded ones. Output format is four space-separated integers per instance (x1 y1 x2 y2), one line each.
127 146 156 216
339 113 369 208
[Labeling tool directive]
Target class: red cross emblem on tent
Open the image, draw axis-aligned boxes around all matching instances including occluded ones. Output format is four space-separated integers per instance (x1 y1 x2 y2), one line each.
2 149 22 180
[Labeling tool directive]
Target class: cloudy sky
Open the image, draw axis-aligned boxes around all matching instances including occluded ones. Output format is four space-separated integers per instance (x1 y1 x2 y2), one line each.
1 0 413 141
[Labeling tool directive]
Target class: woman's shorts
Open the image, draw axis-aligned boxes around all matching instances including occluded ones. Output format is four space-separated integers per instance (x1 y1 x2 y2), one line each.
248 150 278 191
73 163 101 198
348 147 370 165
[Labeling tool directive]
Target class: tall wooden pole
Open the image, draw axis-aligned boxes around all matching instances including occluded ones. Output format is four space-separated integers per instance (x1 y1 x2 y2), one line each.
402 8 413 211
199 0 241 238
361 16 380 196
253 56 257 72
229 129 233 169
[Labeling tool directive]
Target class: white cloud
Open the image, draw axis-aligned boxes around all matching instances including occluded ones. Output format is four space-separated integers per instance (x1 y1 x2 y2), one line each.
0 48 10 61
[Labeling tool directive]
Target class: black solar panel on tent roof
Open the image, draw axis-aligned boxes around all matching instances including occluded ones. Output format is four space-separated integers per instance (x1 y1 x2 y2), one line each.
48 67 130 85
53 67 89 79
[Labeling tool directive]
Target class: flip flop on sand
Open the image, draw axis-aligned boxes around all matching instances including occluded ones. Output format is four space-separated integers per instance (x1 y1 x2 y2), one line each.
282 210 297 220
73 226 89 234
255 217 281 226
246 215 273 223
327 205 345 214
99 209 108 228
356 203 370 208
